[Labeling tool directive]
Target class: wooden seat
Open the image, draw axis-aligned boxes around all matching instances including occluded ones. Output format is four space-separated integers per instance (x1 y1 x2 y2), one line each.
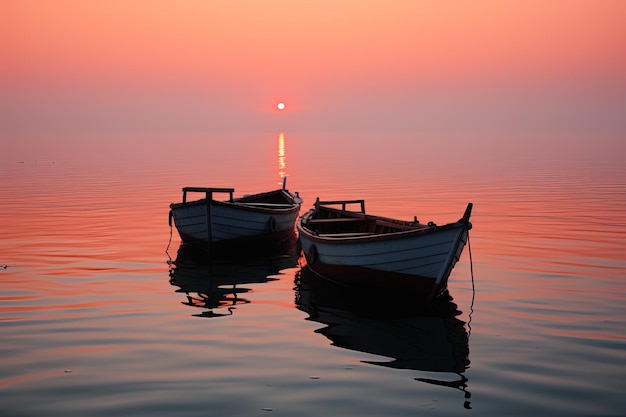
306 218 364 224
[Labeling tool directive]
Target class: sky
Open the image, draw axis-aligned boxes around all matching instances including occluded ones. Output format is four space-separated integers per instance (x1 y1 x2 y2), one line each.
2 0 626 133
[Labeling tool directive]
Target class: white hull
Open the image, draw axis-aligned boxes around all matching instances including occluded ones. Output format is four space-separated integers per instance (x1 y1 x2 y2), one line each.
296 199 472 299
173 202 300 243
298 225 468 285
170 187 302 249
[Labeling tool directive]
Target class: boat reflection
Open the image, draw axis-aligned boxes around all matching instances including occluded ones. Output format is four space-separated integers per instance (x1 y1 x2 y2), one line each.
169 235 298 318
294 266 471 406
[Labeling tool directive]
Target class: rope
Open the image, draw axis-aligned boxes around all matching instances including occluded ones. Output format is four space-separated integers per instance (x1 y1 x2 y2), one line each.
165 212 173 263
467 231 475 338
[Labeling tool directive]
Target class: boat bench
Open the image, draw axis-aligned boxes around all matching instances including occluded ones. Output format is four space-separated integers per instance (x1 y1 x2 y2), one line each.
318 232 372 237
306 217 374 235
374 220 419 232
306 218 364 224
307 217 418 233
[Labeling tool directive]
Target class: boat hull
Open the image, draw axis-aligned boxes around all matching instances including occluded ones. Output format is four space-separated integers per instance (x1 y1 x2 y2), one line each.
170 188 301 250
296 203 471 301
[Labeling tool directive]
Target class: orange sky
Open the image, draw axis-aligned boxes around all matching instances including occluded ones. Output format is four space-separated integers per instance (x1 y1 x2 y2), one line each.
2 0 625 132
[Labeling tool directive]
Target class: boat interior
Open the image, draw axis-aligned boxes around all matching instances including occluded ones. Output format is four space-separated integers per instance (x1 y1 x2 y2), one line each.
304 200 425 236
237 189 295 204
176 182 300 207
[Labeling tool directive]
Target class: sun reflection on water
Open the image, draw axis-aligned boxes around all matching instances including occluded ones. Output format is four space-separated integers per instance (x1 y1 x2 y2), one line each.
278 132 286 183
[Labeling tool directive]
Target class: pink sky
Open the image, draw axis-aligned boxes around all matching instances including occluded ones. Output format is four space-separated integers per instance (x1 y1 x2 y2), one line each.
2 0 625 132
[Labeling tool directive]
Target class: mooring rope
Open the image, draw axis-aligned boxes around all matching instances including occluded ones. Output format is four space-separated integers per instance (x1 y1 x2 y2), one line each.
467 231 475 338
165 211 173 262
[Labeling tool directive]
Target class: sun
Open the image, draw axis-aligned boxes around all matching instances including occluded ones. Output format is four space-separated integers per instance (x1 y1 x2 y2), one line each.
277 102 285 110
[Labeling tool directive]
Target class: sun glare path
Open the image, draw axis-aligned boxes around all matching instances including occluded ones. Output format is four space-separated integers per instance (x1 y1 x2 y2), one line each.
278 132 286 180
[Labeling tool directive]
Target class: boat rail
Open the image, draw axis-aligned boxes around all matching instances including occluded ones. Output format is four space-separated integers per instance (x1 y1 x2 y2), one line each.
181 187 235 203
315 198 366 213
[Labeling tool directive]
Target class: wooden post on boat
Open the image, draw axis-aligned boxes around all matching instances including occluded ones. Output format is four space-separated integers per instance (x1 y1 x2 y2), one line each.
460 202 473 225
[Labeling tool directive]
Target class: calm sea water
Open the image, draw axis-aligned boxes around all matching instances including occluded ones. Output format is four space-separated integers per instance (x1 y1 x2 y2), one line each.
1 131 625 416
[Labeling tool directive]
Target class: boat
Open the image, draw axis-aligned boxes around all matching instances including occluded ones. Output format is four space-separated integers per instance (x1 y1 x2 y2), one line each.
294 266 471 404
296 198 473 301
169 178 303 250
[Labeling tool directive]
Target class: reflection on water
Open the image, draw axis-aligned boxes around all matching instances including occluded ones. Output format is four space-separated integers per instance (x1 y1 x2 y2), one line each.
294 266 472 408
168 236 299 318
278 132 286 181
1 131 625 416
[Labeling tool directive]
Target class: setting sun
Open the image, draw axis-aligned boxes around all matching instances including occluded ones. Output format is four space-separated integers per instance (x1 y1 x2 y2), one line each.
277 102 285 110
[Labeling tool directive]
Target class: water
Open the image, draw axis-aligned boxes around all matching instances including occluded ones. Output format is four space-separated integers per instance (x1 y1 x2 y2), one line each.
1 131 625 416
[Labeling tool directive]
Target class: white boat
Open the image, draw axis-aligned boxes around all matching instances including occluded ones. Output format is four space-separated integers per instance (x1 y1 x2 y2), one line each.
169 179 302 250
296 198 473 301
